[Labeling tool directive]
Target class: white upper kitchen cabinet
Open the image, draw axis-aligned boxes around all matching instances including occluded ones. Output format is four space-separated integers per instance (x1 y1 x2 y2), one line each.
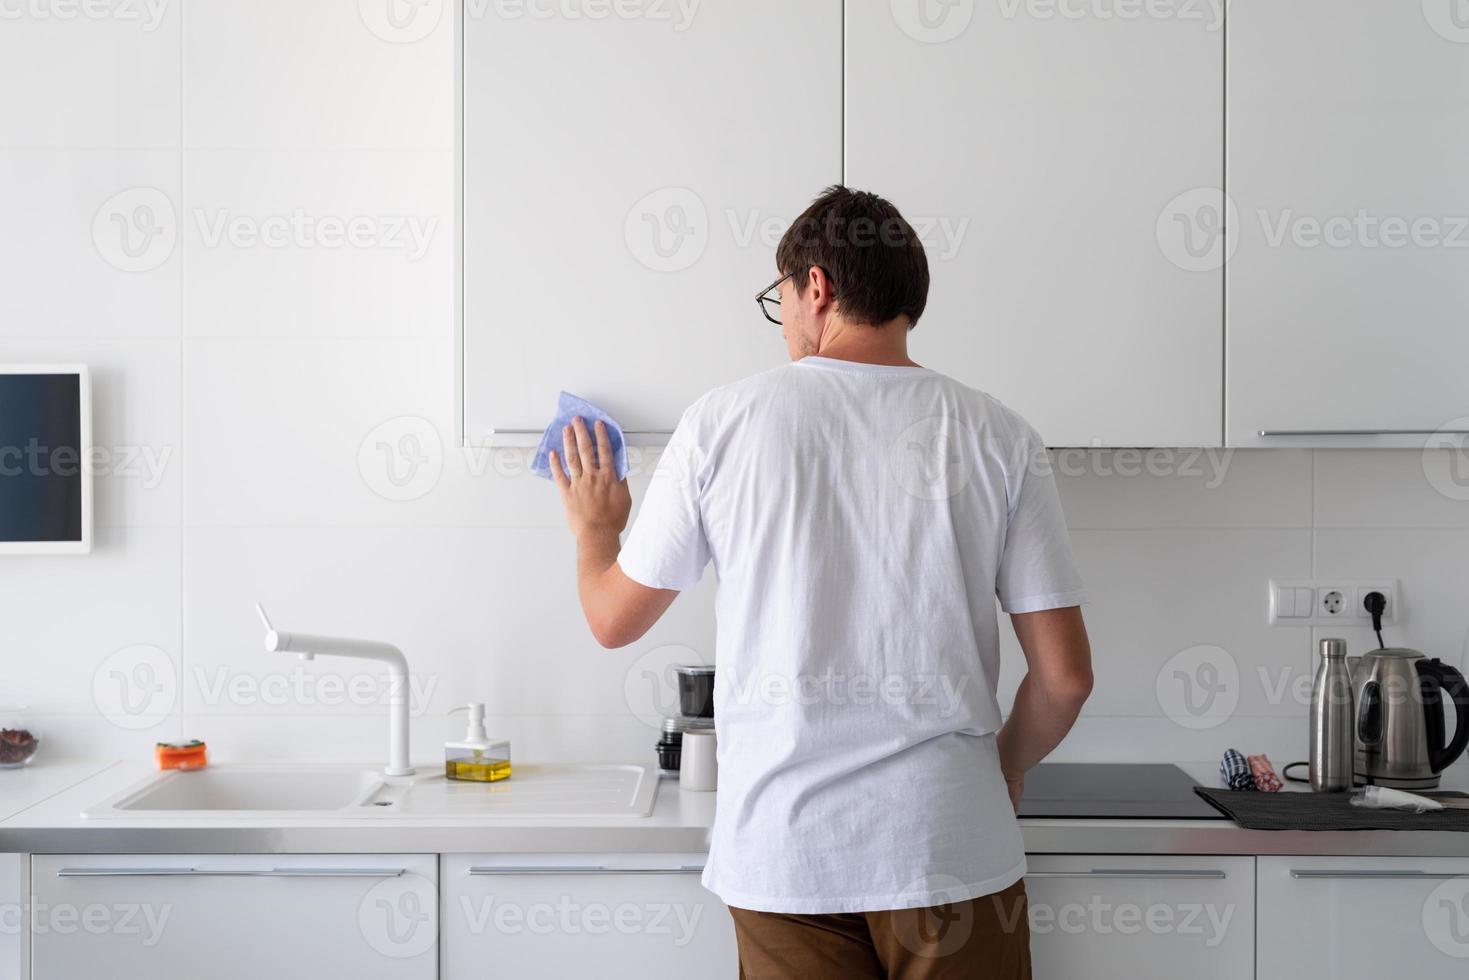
845 2 1224 447
1227 2 1469 447
459 1 841 444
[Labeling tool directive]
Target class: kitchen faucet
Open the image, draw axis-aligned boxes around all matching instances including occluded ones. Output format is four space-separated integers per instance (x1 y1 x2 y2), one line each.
254 604 415 776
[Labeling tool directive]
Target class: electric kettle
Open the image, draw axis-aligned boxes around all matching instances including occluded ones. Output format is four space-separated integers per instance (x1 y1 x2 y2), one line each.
1351 648 1469 789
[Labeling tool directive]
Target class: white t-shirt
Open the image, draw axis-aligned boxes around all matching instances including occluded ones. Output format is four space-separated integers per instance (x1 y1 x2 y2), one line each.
618 356 1086 914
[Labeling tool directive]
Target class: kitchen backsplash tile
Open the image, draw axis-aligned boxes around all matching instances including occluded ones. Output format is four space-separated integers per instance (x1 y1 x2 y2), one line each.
183 0 453 152
1313 449 1469 529
1055 448 1313 530
0 5 181 151
1 528 182 726
0 149 182 339
182 149 453 340
1011 528 1315 724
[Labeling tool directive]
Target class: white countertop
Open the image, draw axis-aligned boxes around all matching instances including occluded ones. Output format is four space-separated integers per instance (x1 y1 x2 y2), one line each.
0 759 115 823
3 759 1468 857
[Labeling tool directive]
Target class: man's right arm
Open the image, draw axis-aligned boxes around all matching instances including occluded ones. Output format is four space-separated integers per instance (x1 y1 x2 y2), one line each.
995 605 1094 809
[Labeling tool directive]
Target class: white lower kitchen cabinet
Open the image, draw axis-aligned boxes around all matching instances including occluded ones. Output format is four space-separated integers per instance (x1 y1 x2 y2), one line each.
441 853 737 979
29 854 437 980
1258 856 1469 978
1023 854 1254 979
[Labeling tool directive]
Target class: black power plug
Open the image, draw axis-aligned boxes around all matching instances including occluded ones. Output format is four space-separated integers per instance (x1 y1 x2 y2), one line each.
1363 591 1387 649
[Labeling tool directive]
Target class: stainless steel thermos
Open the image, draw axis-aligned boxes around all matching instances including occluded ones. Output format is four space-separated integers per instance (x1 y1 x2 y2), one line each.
1309 638 1355 792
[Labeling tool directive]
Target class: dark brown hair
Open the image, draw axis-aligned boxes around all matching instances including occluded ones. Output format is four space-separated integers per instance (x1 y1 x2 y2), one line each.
775 185 930 329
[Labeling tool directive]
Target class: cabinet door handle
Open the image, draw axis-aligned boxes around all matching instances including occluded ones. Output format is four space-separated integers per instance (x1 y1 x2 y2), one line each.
1289 870 1468 880
56 867 408 878
1259 429 1469 437
1026 869 1227 880
467 866 705 876
489 429 676 436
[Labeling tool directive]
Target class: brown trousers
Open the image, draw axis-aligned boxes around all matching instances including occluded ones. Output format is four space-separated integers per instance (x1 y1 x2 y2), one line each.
729 879 1031 980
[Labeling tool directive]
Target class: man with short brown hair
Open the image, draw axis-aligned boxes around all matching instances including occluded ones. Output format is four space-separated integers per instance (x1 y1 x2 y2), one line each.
552 186 1093 978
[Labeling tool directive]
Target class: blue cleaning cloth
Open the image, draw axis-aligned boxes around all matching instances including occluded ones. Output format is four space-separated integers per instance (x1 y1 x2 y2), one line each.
530 391 629 480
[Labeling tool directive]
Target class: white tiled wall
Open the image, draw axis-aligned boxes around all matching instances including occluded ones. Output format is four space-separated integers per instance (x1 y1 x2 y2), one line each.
3 5 1468 780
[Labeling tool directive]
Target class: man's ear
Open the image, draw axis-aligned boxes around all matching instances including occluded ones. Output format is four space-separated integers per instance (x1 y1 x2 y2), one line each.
805 265 834 316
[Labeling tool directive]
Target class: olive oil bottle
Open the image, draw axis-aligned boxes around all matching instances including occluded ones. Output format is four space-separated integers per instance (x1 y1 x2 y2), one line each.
444 703 511 782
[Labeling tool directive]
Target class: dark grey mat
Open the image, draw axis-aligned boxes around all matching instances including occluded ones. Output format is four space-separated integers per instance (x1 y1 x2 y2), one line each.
1194 787 1469 831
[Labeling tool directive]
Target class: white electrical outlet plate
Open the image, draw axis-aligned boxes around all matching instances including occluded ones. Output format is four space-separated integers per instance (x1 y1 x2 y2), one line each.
1269 579 1399 627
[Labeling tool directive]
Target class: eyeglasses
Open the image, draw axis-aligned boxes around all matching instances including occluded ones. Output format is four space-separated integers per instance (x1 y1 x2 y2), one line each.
755 272 794 325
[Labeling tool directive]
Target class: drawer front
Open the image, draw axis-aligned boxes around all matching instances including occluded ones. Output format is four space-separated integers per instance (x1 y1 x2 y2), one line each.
441 853 736 980
1024 854 1254 980
30 854 436 980
1259 856 1469 978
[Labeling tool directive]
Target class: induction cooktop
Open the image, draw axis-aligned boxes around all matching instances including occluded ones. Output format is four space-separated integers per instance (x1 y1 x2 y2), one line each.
1016 763 1224 820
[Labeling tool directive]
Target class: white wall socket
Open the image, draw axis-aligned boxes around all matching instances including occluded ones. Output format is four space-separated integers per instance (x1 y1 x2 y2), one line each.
1268 579 1399 627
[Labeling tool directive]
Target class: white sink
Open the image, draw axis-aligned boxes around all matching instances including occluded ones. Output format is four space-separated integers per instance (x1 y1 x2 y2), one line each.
82 763 658 820
83 764 404 819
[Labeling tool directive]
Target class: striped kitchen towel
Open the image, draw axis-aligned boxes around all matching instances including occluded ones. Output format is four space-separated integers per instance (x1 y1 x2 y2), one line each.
1219 749 1255 791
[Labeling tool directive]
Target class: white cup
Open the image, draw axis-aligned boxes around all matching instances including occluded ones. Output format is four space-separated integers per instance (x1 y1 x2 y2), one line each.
679 730 717 792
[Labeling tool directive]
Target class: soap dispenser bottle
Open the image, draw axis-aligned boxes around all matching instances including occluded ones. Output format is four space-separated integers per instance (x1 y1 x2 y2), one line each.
445 703 511 782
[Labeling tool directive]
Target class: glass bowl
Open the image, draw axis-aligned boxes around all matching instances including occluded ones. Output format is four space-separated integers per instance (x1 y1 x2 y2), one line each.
0 708 41 769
